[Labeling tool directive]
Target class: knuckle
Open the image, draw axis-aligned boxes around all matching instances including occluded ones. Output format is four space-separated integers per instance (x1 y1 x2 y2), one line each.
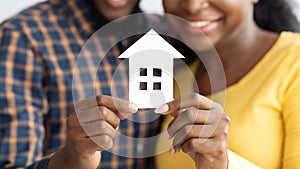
99 106 107 118
182 146 189 153
192 93 201 105
99 122 115 136
220 130 229 139
212 106 227 122
223 113 231 124
189 139 197 150
115 118 121 126
111 129 118 138
99 121 107 129
99 106 106 113
97 95 106 105
223 123 230 135
184 110 197 123
102 135 110 144
101 135 113 149
182 140 195 154
214 142 227 157
215 123 229 139
182 126 190 136
214 102 223 112
183 125 193 137
218 114 230 130
170 99 181 110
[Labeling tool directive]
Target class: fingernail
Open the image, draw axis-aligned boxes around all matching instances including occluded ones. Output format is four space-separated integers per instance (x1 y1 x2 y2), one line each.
162 131 169 140
169 147 176 154
155 104 169 114
129 103 138 113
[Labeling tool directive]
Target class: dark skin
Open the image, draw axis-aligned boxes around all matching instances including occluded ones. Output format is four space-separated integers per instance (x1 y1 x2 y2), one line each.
93 0 139 20
47 1 140 168
160 0 279 168
197 29 279 95
48 95 138 169
155 94 230 169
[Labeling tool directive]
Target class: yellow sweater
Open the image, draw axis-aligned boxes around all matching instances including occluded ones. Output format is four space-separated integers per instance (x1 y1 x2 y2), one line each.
155 32 300 169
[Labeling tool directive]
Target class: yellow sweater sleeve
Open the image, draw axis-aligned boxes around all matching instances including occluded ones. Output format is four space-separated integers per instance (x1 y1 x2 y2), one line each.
281 54 300 169
227 42 300 169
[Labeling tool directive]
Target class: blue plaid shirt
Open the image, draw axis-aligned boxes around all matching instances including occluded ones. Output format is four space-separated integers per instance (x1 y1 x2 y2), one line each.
0 0 162 168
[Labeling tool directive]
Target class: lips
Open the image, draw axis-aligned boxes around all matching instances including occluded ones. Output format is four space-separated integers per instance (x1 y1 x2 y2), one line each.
183 17 222 33
190 21 212 28
106 0 129 8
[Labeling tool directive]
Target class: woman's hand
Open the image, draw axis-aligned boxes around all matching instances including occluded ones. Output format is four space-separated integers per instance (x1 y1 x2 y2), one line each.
48 95 138 169
155 93 230 169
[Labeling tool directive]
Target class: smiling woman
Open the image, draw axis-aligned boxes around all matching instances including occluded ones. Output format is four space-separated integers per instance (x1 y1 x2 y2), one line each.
155 0 300 169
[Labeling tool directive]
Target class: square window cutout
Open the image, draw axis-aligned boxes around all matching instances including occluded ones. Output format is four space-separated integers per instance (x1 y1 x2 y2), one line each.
153 68 162 77
140 68 147 76
153 82 161 90
140 82 147 90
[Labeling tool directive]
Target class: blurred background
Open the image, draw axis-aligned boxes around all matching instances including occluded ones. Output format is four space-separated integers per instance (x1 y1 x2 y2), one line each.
0 0 164 24
0 0 44 23
1 0 300 24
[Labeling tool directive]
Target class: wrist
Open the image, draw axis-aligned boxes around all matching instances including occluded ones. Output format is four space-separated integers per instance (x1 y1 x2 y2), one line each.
47 146 69 169
47 146 99 169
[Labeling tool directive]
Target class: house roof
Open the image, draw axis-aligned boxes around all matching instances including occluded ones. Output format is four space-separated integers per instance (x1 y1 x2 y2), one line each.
118 29 185 59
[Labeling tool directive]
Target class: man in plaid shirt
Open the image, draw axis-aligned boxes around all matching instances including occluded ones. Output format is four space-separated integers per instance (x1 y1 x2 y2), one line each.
0 0 163 168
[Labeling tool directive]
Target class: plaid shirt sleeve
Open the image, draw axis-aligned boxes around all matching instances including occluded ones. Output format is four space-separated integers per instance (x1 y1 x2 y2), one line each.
0 22 49 168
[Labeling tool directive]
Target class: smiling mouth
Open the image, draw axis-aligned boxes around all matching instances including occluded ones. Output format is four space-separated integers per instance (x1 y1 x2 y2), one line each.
190 21 212 28
107 0 129 8
182 17 222 33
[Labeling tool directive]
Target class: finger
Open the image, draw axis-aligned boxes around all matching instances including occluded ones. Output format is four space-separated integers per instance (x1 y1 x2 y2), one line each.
181 138 227 159
67 114 87 139
76 106 120 128
167 109 214 138
74 95 138 115
80 135 114 152
173 124 218 152
169 112 230 139
81 120 117 138
181 138 211 155
155 93 213 116
99 106 120 127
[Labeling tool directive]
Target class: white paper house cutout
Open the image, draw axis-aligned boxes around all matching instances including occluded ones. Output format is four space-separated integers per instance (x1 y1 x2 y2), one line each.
118 29 184 108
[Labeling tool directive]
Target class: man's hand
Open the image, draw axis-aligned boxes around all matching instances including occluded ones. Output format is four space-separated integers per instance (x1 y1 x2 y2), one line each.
48 95 138 169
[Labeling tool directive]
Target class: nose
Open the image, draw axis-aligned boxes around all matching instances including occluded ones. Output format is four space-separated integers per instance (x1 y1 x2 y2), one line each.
181 0 209 15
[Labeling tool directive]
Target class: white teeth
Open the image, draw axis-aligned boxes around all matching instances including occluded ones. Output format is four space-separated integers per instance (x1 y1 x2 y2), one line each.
190 21 211 27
